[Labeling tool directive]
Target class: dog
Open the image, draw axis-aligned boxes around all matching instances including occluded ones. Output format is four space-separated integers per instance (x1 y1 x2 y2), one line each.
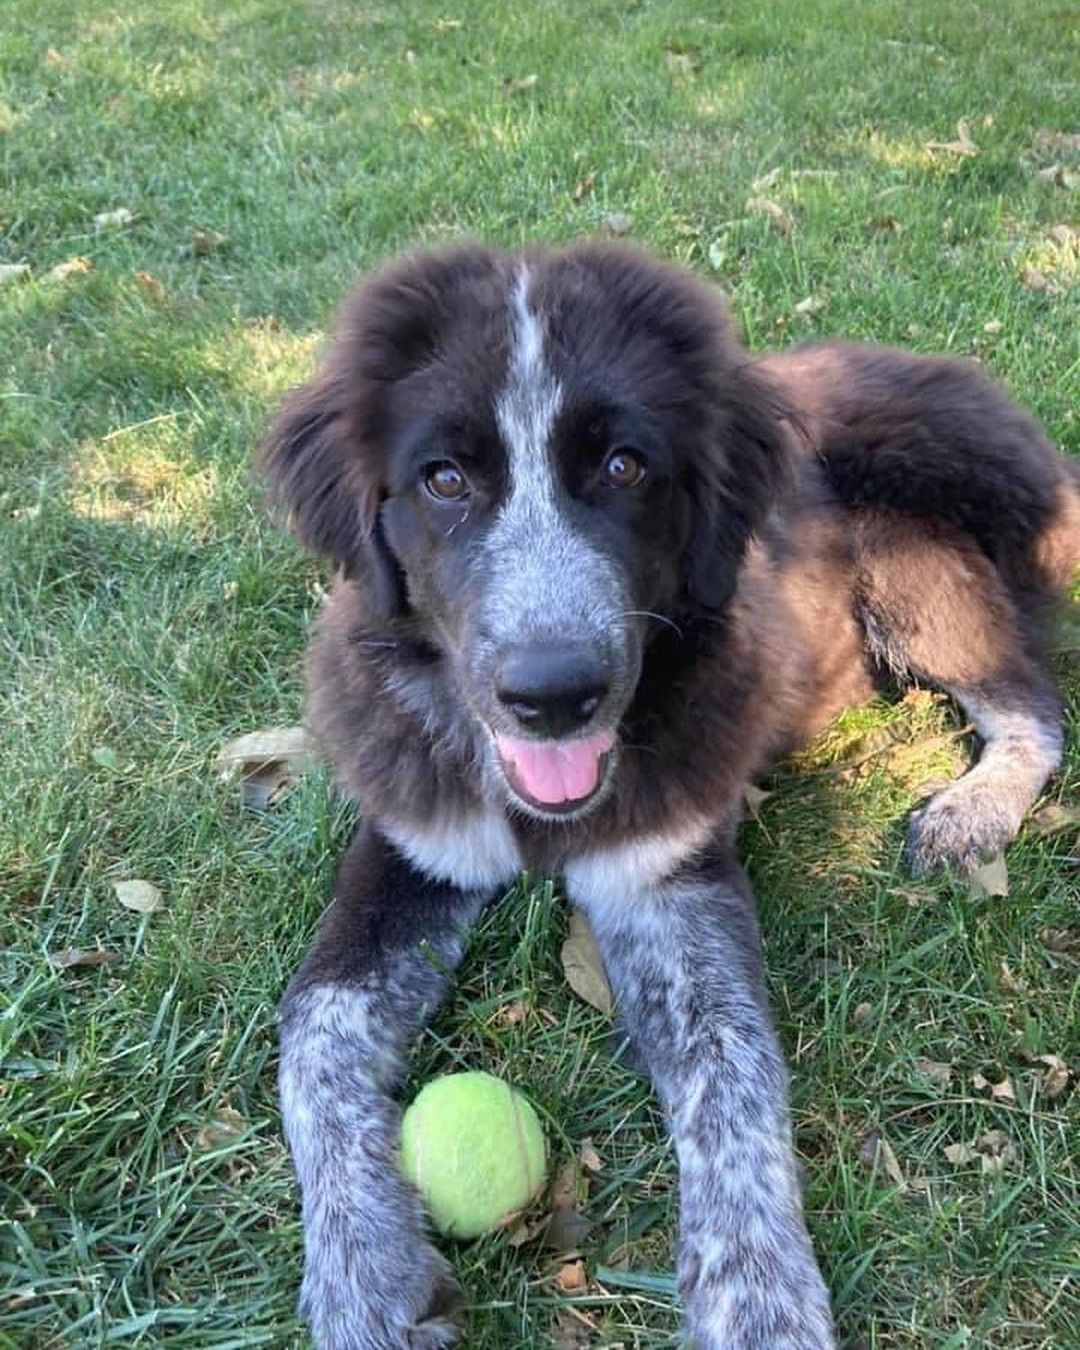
264 242 1079 1349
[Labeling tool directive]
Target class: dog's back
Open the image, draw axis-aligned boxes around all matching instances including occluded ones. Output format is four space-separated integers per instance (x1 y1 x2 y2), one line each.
761 342 1080 600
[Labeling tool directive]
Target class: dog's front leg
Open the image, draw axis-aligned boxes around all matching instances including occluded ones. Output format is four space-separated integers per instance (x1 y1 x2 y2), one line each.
567 845 835 1350
279 822 501 1350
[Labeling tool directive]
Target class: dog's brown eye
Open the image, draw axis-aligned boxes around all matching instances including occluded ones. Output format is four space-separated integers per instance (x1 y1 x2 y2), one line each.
424 461 470 502
603 448 646 489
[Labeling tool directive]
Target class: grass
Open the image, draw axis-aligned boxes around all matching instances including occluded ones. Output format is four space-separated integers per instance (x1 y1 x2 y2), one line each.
1 0 1077 1345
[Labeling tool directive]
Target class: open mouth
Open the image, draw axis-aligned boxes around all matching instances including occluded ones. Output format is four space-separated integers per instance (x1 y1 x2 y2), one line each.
494 729 616 815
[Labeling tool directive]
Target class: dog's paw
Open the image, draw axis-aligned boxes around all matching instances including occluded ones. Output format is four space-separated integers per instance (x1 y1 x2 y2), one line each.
906 781 1021 876
301 1233 461 1350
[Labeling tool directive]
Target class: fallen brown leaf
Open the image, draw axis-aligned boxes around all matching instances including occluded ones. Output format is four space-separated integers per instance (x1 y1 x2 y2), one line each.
549 1160 581 1212
998 959 1027 993
573 173 595 201
489 1000 529 1028
48 948 122 970
543 1208 591 1252
502 73 538 95
1020 264 1053 293
1037 1053 1070 1099
794 295 826 318
983 318 1004 335
191 229 228 256
194 1105 246 1151
113 879 163 914
915 1057 953 1090
48 257 93 282
1033 129 1080 155
135 270 164 298
926 118 979 157
746 195 795 238
577 1139 603 1173
94 208 134 229
0 263 30 284
1035 163 1080 189
600 212 632 236
859 1129 906 1190
969 854 1009 898
561 911 613 1015
1028 803 1080 840
555 1259 587 1294
217 726 317 810
944 1140 977 1165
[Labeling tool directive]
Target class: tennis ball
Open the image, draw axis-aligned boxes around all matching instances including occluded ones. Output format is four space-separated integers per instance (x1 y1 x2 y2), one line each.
400 1071 547 1239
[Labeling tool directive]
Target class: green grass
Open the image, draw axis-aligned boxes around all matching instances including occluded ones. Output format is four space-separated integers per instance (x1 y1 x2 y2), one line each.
1 1 1078 1346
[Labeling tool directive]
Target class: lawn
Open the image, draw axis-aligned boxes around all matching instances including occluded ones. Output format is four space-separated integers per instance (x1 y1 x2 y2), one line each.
1 1 1077 1346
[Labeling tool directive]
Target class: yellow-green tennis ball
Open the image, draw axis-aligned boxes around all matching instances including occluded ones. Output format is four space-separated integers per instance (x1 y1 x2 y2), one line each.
400 1071 547 1239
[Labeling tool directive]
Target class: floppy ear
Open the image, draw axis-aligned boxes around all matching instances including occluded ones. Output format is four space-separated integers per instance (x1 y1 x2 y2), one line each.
682 361 793 618
261 369 406 618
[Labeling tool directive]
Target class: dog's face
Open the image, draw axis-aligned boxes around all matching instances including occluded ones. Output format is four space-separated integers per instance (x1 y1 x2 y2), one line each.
264 244 788 820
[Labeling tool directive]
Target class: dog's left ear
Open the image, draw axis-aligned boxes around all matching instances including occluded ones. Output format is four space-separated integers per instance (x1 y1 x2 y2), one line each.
261 365 406 619
682 361 793 618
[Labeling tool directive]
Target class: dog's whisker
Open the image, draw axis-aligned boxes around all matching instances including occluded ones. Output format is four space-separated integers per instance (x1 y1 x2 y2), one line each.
621 609 684 639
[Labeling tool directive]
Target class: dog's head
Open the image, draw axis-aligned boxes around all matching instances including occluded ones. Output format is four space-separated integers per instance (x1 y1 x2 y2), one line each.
264 243 789 821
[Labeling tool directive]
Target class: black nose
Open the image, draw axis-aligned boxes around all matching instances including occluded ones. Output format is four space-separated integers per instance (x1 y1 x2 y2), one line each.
496 644 610 738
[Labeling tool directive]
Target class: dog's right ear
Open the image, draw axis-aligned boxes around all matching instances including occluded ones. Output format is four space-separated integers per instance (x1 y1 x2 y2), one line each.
261 363 406 618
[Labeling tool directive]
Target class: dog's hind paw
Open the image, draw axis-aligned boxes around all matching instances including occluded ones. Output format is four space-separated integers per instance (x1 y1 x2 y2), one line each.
905 781 1022 876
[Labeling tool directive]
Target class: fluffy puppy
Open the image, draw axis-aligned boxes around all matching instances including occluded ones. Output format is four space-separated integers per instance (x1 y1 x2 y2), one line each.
263 242 1079 1349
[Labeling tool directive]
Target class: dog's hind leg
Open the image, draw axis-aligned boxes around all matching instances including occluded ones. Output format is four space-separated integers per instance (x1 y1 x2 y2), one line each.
854 509 1065 874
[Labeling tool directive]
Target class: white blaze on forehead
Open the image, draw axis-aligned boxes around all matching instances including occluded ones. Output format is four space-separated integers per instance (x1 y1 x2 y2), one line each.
496 267 563 505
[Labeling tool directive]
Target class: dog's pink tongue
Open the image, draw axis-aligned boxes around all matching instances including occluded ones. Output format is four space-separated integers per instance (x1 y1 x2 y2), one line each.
496 731 614 805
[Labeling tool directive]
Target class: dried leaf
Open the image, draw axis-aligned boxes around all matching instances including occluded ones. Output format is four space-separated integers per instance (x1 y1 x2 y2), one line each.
867 213 903 233
972 1072 990 1091
944 1141 977 1165
746 195 795 237
550 1160 581 1211
926 118 979 157
990 1076 1015 1103
194 1105 246 1150
752 167 783 193
217 726 317 810
134 270 164 297
969 854 1009 898
48 948 121 970
794 295 826 318
0 263 30 284
489 1000 529 1028
45 46 69 68
543 1208 591 1252
1033 129 1080 154
915 1057 953 1090
1036 163 1080 189
48 257 93 282
976 1128 1018 1172
743 783 772 818
555 1259 587 1294
664 48 699 76
578 1139 603 1173
572 173 595 201
1049 224 1079 253
998 959 1027 993
113 879 163 914
1020 264 1053 293
561 911 613 1015
1037 1053 1070 1099
94 208 134 229
502 73 538 95
851 1001 874 1026
1027 801 1080 837
191 229 228 256
600 212 632 236
983 318 1004 335
860 1130 906 1190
